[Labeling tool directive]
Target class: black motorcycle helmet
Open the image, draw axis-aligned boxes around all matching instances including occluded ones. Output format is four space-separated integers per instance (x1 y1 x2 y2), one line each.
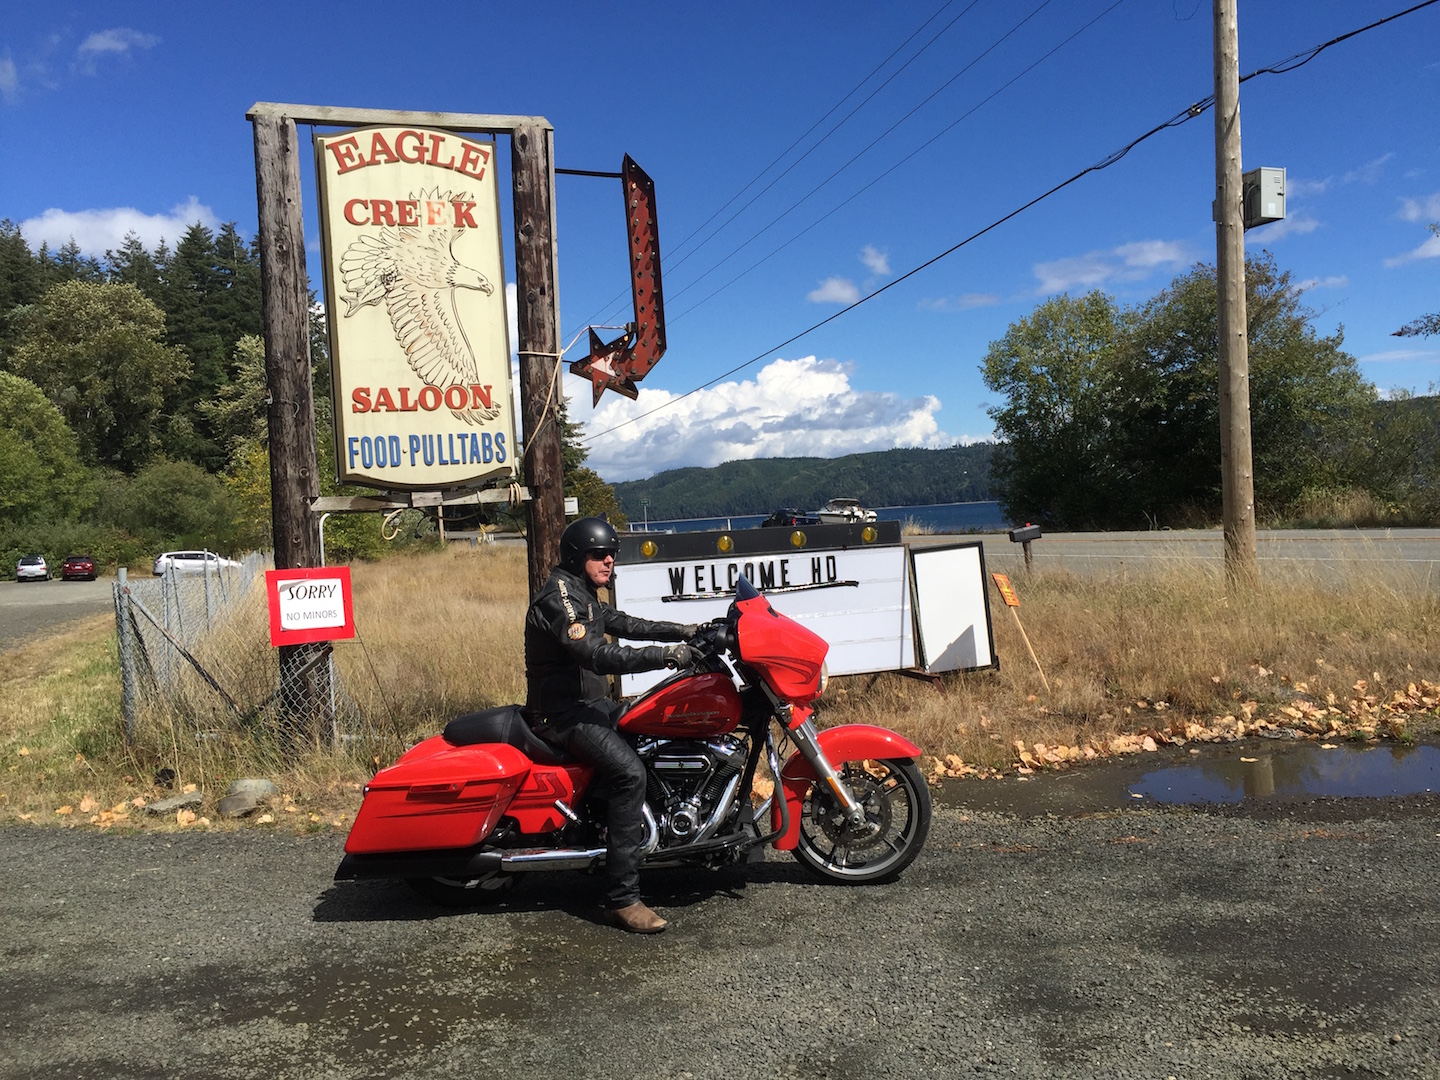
559 516 619 574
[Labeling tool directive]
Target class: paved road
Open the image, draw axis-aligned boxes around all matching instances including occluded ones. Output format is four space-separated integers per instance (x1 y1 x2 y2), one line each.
0 578 114 652
911 528 1440 586
2 755 1437 1080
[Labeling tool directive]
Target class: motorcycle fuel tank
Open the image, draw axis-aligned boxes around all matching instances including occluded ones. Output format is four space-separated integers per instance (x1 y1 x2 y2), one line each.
618 670 742 737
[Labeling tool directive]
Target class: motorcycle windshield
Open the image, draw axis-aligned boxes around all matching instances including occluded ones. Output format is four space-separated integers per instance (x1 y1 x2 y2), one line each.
732 577 827 704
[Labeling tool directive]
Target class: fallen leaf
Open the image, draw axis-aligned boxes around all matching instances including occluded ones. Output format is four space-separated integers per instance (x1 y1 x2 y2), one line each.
130 796 147 808
78 796 97 813
256 813 275 824
197 817 211 826
1240 756 1258 763
182 783 197 794
17 748 29 757
55 805 74 815
176 809 197 826
1320 743 1337 749
1141 736 1158 752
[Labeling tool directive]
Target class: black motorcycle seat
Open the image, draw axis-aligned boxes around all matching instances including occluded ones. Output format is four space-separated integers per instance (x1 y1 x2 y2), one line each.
442 706 574 766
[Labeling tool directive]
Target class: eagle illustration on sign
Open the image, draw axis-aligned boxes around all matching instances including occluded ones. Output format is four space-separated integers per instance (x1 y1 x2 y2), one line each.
337 188 501 424
314 125 516 493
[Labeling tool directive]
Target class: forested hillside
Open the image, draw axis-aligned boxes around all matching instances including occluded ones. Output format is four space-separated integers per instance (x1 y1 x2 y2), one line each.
612 444 994 519
0 219 621 574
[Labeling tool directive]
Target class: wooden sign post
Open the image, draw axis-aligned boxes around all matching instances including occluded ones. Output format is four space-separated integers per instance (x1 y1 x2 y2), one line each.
248 104 565 740
991 572 1050 693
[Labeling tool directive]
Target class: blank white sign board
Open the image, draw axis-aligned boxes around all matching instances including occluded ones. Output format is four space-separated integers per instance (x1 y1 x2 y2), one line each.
909 542 996 673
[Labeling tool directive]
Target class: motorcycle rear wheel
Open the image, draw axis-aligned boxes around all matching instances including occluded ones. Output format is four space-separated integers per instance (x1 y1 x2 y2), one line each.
406 872 516 908
793 757 930 884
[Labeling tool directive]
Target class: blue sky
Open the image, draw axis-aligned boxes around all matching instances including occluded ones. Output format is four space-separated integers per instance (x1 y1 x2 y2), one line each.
2 1 1438 482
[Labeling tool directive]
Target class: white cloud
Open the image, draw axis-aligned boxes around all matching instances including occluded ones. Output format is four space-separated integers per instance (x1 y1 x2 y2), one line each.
1398 192 1440 222
1383 233 1440 268
505 281 519 358
20 196 219 256
1360 348 1440 363
1113 239 1187 269
1288 176 1332 198
1246 210 1320 243
1294 275 1348 292
1032 238 1189 294
573 355 953 481
1343 153 1393 185
75 28 159 74
860 244 890 276
0 54 16 103
918 292 1000 312
807 276 860 304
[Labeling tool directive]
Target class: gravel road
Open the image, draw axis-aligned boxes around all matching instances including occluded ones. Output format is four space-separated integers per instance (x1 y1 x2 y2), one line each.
3 785 1437 1079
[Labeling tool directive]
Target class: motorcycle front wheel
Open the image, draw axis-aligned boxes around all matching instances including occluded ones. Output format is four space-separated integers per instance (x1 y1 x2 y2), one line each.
793 757 931 884
406 871 516 908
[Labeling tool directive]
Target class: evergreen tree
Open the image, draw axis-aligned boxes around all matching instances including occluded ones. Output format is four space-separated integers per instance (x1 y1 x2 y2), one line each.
104 232 163 300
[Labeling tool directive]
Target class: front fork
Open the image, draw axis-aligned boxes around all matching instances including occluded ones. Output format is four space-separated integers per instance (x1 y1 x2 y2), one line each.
772 701 873 833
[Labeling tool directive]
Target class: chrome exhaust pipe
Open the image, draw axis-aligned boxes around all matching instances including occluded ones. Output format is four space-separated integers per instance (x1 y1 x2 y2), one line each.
500 846 606 872
498 804 661 871
693 774 742 843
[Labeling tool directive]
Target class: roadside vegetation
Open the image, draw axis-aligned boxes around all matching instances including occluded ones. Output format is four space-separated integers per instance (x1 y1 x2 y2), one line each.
2 544 1435 834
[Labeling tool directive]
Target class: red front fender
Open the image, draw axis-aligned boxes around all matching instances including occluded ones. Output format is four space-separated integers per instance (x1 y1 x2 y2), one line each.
771 723 922 851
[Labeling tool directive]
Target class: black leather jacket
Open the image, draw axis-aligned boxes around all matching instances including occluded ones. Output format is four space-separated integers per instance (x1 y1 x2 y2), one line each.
524 566 690 719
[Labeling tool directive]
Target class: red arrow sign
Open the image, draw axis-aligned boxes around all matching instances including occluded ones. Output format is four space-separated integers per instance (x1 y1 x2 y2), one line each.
571 155 667 405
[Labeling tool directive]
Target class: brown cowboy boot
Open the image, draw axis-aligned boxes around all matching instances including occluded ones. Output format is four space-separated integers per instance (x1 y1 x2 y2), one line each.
605 901 668 934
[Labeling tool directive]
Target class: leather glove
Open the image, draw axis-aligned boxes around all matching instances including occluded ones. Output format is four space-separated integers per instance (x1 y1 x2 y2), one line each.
662 643 695 669
678 624 701 639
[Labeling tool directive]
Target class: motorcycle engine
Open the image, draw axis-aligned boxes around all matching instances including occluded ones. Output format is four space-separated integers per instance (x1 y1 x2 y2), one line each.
637 735 748 847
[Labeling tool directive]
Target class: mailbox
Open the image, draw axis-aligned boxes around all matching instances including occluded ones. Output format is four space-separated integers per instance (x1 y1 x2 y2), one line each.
1008 524 1042 544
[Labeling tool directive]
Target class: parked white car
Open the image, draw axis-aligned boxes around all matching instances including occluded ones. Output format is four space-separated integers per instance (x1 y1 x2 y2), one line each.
15 554 49 582
152 550 242 576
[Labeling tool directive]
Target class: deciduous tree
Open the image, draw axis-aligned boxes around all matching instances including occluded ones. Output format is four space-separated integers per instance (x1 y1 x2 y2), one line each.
5 281 190 472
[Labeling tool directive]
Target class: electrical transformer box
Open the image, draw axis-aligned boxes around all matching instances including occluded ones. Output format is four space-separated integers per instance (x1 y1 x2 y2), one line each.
1242 167 1286 229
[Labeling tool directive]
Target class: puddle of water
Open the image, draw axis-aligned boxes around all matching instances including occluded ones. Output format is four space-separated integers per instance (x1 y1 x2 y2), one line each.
1128 742 1440 804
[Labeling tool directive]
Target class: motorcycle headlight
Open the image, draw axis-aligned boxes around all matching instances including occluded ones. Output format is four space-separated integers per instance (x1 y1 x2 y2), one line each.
818 661 829 696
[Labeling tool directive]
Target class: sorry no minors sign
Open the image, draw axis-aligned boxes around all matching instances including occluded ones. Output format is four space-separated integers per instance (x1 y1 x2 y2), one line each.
266 567 356 647
314 126 518 492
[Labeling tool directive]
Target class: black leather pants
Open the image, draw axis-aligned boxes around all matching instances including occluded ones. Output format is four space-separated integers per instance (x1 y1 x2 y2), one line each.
538 701 646 908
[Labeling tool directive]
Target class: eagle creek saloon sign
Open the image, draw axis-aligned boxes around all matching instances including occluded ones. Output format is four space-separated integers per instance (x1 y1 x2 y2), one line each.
314 126 517 491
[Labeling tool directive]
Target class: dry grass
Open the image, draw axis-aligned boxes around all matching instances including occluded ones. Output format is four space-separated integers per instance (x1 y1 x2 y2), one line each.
822 553 1440 774
3 542 1438 832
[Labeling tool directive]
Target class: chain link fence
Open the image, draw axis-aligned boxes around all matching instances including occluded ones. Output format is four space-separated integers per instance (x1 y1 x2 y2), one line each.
113 553 375 752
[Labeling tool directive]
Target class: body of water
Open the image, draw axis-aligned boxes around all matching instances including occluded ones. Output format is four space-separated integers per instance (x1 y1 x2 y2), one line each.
632 501 1010 535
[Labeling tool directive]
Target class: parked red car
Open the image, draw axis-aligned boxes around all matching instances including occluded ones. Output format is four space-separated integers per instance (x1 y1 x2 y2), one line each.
60 555 98 581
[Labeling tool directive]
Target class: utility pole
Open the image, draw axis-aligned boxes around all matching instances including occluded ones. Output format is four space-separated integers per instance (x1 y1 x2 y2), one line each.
1213 0 1257 582
511 125 566 599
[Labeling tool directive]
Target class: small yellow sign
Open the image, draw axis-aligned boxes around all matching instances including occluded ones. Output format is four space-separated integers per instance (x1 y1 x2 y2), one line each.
992 572 1020 608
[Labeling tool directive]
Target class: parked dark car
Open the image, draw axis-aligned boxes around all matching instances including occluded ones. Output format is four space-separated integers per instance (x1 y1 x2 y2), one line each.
60 555 98 581
759 508 820 528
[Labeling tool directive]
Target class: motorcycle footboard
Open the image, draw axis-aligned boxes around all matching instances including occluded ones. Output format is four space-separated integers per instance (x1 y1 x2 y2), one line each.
335 847 503 883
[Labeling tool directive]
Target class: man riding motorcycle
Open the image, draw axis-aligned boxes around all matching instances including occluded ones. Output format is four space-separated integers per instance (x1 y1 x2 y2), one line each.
523 517 697 933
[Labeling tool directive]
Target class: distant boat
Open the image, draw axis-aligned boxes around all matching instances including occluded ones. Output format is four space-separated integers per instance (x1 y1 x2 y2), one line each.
813 497 877 525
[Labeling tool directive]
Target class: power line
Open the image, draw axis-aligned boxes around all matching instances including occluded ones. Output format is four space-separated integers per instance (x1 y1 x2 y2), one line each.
667 0 1124 326
564 0 972 338
658 0 1062 314
581 0 1440 446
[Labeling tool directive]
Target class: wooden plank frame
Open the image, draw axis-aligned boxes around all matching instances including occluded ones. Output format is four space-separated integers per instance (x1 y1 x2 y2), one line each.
247 102 564 599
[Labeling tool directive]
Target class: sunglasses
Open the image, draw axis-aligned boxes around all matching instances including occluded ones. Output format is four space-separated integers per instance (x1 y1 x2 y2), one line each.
585 549 616 562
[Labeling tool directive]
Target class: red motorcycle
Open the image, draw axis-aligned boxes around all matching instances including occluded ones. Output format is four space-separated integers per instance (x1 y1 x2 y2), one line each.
336 576 931 905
